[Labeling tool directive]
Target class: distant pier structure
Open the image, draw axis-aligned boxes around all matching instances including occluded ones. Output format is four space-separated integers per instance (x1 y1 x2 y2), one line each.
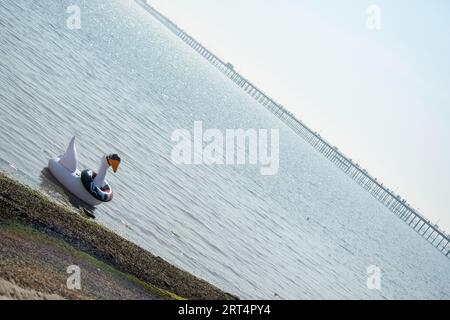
136 0 450 258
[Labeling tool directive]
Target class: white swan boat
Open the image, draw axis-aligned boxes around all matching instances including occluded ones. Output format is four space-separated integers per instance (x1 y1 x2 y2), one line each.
48 137 121 206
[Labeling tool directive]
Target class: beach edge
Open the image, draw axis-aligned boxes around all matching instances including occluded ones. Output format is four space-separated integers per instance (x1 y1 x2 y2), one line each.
0 172 237 300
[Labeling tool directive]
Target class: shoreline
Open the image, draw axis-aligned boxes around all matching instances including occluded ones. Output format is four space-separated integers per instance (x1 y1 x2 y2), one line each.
0 172 237 300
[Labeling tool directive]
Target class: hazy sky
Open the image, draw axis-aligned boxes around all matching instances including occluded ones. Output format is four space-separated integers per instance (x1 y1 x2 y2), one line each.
147 0 450 232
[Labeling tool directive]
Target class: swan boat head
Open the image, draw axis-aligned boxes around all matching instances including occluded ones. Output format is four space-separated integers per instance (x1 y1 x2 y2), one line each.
106 153 121 173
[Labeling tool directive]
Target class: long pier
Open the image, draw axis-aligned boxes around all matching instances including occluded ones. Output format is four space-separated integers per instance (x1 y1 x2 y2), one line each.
136 0 450 258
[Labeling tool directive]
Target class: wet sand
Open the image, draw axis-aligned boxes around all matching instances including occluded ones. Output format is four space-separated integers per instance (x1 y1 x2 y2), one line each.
0 172 237 300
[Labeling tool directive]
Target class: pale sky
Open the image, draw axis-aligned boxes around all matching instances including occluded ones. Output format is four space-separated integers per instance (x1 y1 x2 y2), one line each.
146 0 450 232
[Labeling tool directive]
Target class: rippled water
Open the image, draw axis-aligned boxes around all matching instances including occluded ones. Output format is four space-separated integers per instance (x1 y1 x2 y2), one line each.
1 0 449 299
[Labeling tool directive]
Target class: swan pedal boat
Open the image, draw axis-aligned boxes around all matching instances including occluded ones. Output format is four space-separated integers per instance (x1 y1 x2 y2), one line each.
48 137 121 207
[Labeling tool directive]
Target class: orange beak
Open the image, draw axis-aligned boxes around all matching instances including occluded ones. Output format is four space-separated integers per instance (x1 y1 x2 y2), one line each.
110 159 120 173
